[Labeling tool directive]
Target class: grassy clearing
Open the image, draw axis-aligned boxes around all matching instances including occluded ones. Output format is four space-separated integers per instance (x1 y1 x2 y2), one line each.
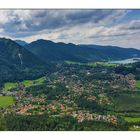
88 62 116 67
22 77 46 87
136 80 140 88
0 96 14 107
2 77 46 91
65 60 116 67
65 60 83 65
124 117 140 122
3 82 17 91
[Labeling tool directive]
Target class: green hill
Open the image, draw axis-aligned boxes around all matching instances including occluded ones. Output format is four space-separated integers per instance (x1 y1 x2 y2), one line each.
0 38 47 86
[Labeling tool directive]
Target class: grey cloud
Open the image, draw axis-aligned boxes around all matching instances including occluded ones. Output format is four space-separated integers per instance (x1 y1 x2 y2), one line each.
123 20 140 30
0 10 128 38
0 9 140 49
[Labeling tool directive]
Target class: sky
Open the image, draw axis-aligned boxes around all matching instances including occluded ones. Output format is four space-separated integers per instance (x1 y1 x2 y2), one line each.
0 9 140 49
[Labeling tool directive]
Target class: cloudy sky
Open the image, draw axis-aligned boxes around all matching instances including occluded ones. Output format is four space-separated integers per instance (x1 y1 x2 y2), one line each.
0 9 140 49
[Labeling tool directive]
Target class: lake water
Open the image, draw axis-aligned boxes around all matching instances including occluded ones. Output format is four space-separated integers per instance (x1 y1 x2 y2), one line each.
108 58 140 64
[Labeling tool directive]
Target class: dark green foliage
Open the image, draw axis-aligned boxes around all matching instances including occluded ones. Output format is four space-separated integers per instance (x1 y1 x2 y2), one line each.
82 45 140 61
0 38 49 86
76 120 128 131
0 114 6 131
115 62 140 79
46 83 69 100
26 39 140 63
26 83 47 96
76 96 105 113
113 94 140 113
5 114 78 131
5 114 128 131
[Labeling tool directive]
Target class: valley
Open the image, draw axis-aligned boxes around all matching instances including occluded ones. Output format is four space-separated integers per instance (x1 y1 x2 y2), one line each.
0 38 140 131
0 60 140 130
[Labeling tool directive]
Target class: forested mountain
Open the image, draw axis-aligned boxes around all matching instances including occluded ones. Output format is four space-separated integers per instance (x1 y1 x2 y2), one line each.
1 37 140 86
0 38 45 67
81 44 140 60
25 39 140 63
0 38 47 86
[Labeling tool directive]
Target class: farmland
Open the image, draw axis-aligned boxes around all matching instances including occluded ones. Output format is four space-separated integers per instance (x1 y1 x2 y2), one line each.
22 77 46 87
2 77 46 91
0 96 14 107
3 83 17 91
124 117 140 123
136 80 140 88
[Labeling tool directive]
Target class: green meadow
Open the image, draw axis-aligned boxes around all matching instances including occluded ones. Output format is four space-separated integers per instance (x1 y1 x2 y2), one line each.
136 80 140 88
124 117 140 123
0 96 14 108
3 82 17 91
2 77 46 91
65 60 116 67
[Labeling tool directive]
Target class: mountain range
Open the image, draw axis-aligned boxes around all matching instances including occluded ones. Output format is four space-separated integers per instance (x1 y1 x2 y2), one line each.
24 39 140 63
1 37 140 85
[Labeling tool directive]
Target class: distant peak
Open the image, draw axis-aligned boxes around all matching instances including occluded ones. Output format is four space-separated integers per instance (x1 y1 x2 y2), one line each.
15 40 28 46
35 39 54 44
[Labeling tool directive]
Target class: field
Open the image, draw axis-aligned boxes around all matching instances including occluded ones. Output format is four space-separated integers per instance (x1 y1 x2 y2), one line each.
22 77 46 87
65 60 116 67
3 82 17 91
0 96 14 107
136 80 140 88
113 93 140 131
124 117 140 122
2 77 46 91
125 117 140 131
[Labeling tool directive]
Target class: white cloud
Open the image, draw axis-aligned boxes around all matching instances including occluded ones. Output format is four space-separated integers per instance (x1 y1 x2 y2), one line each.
0 10 140 48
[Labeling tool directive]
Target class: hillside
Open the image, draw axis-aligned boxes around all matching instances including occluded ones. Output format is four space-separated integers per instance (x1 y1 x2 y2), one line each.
0 38 45 67
0 38 47 86
81 44 140 60
25 39 140 63
25 39 95 62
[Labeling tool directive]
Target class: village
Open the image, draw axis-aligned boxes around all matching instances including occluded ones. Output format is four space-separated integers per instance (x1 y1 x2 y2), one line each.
0 64 136 127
